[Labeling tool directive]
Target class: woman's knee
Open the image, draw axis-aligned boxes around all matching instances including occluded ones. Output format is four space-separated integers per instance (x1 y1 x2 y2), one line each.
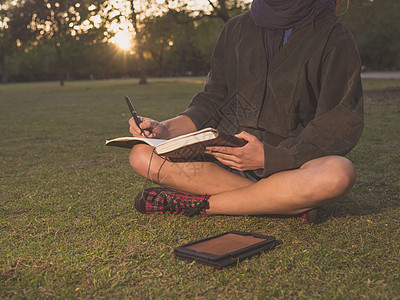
302 155 356 201
321 156 356 197
129 144 154 177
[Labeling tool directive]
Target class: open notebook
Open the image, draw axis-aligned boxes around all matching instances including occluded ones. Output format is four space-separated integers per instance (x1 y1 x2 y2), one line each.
105 127 247 161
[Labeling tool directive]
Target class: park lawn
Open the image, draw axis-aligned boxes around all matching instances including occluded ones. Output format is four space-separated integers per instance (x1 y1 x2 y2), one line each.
0 77 399 299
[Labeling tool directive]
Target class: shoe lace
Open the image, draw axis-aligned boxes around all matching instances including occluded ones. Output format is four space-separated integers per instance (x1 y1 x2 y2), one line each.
162 192 209 217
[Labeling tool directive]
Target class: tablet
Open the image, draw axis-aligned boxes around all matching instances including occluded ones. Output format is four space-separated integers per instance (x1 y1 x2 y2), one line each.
174 231 278 269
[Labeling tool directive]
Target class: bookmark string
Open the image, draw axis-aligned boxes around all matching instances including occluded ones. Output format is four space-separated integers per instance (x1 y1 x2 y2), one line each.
144 147 167 186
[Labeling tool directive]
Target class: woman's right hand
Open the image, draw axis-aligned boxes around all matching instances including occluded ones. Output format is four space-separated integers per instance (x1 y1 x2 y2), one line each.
128 117 169 138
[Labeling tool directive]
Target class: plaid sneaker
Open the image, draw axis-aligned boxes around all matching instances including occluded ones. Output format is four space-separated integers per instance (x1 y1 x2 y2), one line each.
135 187 210 217
297 208 318 224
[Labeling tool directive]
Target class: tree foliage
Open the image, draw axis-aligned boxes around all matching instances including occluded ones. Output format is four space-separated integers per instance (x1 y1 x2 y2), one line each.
341 0 400 70
8 0 109 85
143 9 224 77
0 0 15 83
201 0 251 22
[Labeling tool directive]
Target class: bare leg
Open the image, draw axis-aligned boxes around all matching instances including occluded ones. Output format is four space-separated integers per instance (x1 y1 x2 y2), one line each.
130 145 356 215
208 156 356 215
129 144 254 195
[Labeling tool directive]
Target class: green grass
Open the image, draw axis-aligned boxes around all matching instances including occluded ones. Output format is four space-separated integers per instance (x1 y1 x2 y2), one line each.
1 77 399 299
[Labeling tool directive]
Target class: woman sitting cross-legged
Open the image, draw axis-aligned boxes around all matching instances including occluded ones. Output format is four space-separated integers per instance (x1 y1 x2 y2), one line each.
127 0 363 223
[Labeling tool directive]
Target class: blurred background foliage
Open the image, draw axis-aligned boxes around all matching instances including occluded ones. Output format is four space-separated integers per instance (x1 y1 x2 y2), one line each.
0 0 399 85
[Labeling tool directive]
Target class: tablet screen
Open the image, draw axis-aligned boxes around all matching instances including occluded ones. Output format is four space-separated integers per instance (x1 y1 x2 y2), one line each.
184 233 267 255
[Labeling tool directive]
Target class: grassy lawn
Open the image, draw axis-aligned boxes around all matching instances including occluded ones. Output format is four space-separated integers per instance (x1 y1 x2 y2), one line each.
1 77 399 298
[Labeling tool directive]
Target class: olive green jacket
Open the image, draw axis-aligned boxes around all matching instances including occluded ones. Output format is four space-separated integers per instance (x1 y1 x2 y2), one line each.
181 12 364 177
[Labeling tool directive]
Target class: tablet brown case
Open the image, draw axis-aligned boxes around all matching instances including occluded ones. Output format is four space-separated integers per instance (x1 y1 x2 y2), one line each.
174 231 278 269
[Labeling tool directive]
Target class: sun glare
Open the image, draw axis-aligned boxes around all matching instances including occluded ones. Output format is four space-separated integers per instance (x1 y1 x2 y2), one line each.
112 31 132 50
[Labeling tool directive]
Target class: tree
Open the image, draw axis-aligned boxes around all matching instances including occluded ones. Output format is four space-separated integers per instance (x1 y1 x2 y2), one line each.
129 0 147 84
143 10 198 76
142 8 226 77
9 0 108 86
107 0 165 84
154 1 249 75
0 0 14 83
204 0 250 22
341 0 400 70
165 0 250 23
141 13 173 77
166 11 210 76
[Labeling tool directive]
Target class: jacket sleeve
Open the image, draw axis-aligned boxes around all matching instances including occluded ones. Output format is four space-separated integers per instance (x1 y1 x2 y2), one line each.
179 22 229 129
257 27 364 177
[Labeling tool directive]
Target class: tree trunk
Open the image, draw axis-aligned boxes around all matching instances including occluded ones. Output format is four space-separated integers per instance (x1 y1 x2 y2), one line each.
56 43 64 86
130 0 147 84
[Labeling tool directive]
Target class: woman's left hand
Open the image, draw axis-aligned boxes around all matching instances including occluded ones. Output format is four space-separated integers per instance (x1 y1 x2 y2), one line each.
205 131 265 171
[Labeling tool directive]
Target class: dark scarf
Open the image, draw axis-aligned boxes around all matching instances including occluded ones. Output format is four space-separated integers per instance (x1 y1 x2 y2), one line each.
250 0 335 64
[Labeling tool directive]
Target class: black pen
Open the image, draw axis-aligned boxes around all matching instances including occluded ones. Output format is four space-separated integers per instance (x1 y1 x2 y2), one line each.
124 94 145 136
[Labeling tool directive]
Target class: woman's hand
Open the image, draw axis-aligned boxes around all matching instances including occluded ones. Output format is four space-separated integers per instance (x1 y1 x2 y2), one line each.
205 131 265 171
129 117 169 138
129 115 197 139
